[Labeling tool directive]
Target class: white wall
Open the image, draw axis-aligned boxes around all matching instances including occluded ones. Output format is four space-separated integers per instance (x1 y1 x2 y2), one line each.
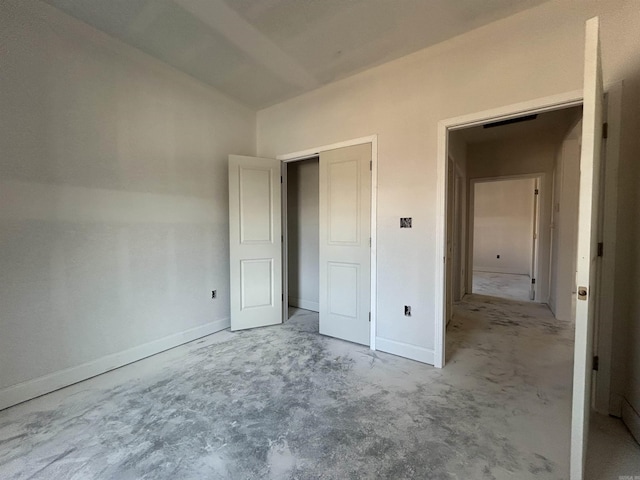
549 121 581 321
287 159 320 312
467 133 558 302
0 1 255 407
473 178 535 275
256 0 640 365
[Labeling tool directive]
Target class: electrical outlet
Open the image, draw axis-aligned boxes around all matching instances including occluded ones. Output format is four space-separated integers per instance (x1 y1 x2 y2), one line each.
404 305 411 316
211 290 217 299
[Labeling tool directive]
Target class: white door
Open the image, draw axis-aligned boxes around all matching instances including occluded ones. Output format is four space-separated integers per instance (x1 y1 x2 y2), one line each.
570 16 604 480
319 144 371 345
229 155 283 331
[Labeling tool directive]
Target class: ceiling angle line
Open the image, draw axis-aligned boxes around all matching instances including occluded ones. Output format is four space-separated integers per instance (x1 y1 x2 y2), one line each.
173 0 319 91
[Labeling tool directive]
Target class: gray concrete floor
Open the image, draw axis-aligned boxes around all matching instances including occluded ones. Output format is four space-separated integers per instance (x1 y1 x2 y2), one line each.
0 299 638 479
473 271 532 301
586 411 640 479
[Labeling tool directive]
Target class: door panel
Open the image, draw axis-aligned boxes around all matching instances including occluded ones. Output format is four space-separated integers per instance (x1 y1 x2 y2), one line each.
570 16 604 480
229 155 282 331
240 168 274 243
319 144 371 346
328 160 360 243
328 262 359 317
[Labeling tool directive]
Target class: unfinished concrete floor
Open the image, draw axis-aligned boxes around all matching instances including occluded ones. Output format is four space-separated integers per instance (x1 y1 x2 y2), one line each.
473 271 532 301
0 299 637 479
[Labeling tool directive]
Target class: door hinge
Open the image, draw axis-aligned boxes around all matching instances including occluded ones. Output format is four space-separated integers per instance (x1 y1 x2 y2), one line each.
282 293 284 302
369 160 372 171
534 188 539 195
593 355 599 371
531 278 536 284
597 242 604 257
602 122 608 139
280 175 283 183
368 312 371 322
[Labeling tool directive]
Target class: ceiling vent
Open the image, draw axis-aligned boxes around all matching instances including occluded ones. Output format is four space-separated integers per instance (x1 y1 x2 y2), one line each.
483 114 538 129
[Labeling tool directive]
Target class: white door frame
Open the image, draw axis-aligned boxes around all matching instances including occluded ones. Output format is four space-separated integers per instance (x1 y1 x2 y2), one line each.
277 135 378 349
435 90 583 368
467 173 544 300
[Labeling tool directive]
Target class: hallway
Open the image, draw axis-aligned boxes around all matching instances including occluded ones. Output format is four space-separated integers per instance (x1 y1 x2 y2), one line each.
472 271 532 301
447 294 574 476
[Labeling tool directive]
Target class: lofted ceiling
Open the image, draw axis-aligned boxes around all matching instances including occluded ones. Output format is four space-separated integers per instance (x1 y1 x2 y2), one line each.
44 0 551 109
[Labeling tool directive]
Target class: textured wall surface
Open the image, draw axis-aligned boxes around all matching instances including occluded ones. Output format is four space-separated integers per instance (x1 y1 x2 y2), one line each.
0 1 255 397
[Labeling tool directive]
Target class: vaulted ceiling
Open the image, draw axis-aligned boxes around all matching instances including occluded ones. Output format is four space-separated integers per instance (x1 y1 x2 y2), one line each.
44 0 551 109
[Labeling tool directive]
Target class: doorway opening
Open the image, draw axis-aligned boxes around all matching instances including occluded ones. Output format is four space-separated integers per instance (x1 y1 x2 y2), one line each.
280 138 377 348
439 102 585 353
285 157 320 321
436 77 624 479
470 175 542 302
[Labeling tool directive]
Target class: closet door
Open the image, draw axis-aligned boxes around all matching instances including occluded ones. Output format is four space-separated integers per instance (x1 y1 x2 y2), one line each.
319 144 371 345
229 155 283 331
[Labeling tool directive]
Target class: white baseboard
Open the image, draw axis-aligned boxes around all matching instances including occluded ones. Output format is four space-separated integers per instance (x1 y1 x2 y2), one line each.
621 397 640 445
288 297 320 313
0 318 229 411
375 337 435 365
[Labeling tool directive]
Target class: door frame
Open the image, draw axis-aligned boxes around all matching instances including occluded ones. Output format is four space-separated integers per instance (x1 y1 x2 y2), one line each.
435 89 583 368
467 173 544 300
282 155 320 314
593 81 623 416
277 135 378 349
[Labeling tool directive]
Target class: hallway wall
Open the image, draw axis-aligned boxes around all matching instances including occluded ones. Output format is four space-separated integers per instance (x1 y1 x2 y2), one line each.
448 134 468 301
473 178 535 276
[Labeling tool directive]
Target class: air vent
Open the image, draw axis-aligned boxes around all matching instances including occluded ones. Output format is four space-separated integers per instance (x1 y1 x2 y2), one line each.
483 114 538 129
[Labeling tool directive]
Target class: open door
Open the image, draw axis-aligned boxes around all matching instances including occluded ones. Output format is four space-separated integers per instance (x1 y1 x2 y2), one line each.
570 17 604 480
319 144 371 346
229 155 283 331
